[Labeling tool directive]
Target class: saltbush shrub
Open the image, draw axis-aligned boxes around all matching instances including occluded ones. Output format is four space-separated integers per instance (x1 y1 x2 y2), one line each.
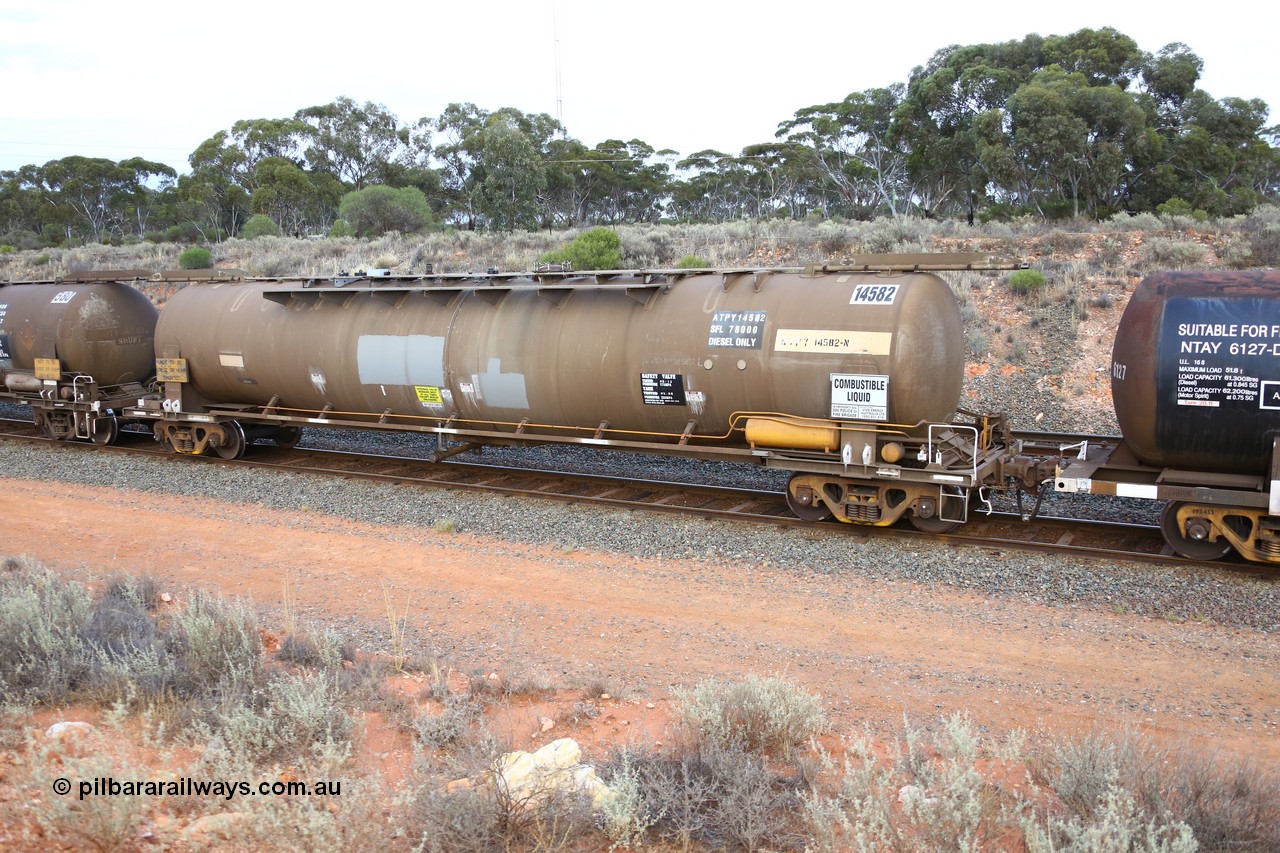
1141 238 1207 270
671 674 826 757
178 246 212 269
0 230 43 250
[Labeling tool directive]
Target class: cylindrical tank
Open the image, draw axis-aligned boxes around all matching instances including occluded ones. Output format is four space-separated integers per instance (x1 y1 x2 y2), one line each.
155 269 964 440
0 281 158 385
1112 270 1280 473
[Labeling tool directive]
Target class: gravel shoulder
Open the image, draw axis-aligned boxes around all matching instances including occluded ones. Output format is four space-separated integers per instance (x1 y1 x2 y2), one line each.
3 441 1278 763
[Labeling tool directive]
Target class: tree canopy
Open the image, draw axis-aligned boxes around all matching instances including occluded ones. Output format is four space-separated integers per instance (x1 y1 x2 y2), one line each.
2 27 1276 248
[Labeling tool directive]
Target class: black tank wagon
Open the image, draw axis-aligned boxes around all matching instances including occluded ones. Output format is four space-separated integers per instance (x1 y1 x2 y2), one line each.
1056 271 1280 562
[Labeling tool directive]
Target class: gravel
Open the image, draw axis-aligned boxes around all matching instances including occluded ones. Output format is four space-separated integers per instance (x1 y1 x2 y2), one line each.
2 435 1278 633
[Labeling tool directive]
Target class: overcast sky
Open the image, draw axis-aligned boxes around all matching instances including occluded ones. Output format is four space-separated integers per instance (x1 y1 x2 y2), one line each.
2 0 1276 175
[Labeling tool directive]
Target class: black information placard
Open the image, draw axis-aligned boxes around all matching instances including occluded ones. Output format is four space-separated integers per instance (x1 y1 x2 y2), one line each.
641 373 686 405
1156 296 1280 469
0 333 9 360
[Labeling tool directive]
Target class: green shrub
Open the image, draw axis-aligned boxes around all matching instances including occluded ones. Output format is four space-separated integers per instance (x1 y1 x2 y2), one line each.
338 185 433 237
327 218 354 238
1009 269 1047 294
241 214 281 239
1157 197 1194 218
1158 197 1210 224
538 227 622 271
178 246 213 269
674 255 710 269
0 245 14 253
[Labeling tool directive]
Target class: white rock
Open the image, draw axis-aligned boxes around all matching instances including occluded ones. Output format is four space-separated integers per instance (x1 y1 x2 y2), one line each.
494 738 615 811
44 721 97 740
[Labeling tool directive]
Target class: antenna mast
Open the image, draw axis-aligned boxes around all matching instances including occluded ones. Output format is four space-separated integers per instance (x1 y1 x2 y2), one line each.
553 0 564 133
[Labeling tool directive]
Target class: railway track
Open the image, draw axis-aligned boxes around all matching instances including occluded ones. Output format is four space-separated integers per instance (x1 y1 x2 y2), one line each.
0 414 1194 567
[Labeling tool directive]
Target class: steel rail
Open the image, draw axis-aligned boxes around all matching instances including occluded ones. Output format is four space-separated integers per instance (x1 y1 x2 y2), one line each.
0 416 1233 569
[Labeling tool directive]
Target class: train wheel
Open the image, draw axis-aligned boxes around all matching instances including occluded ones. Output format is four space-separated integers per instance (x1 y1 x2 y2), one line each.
785 477 833 522
907 513 959 534
272 426 302 449
1160 502 1233 561
89 417 120 446
212 421 246 460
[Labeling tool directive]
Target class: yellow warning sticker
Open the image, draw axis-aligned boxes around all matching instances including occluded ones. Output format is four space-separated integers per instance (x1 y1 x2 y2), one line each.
33 358 61 380
415 385 443 405
156 358 189 383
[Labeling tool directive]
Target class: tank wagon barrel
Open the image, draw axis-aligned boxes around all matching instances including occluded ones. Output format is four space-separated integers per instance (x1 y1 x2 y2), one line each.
146 259 982 442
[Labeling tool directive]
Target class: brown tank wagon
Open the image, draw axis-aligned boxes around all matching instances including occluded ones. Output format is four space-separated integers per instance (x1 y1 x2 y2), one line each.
133 255 1055 530
0 272 159 443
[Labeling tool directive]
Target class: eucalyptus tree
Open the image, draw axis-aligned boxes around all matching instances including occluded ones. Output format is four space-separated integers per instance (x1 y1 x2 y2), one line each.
477 116 547 231
32 156 173 241
249 157 343 236
182 118 309 240
778 85 910 219
1002 67 1146 217
294 97 409 190
576 139 672 224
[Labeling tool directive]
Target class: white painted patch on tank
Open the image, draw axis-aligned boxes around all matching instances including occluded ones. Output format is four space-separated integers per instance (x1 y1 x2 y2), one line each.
475 358 529 409
357 335 445 386
309 370 328 397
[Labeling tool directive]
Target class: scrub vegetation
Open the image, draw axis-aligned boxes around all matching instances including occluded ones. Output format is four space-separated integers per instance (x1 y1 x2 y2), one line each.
1 559 1276 851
